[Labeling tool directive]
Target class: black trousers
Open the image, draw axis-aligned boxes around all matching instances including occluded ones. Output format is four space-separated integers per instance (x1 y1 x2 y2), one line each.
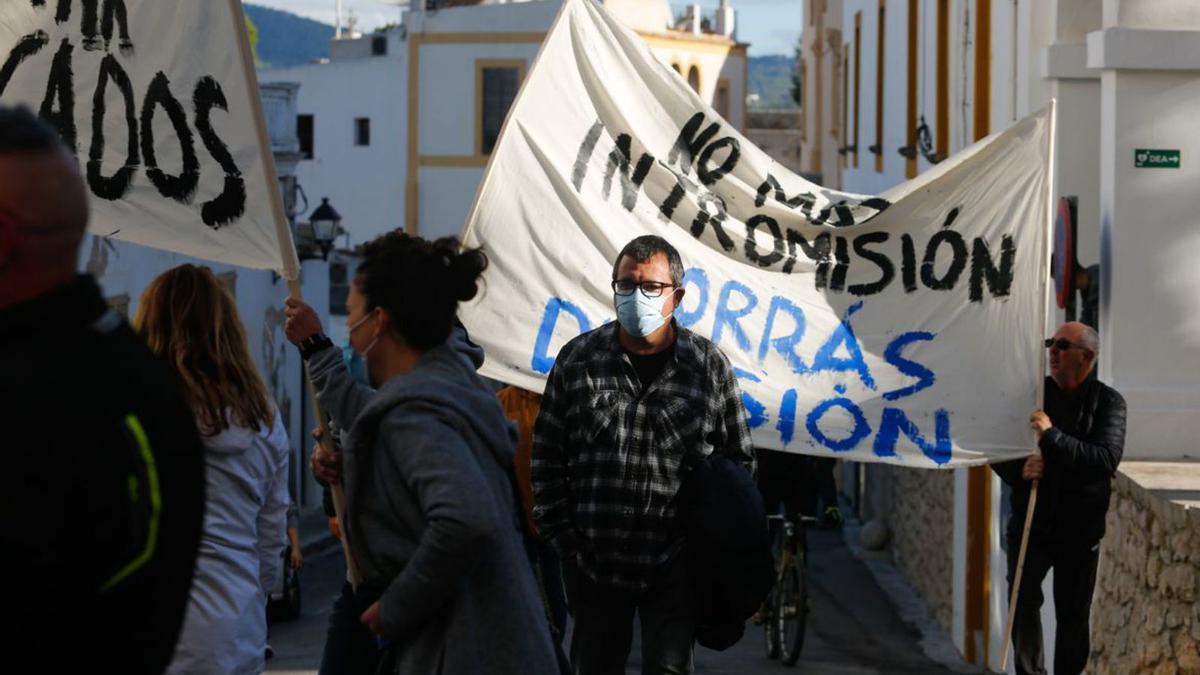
318 581 381 675
1006 534 1101 675
567 558 699 675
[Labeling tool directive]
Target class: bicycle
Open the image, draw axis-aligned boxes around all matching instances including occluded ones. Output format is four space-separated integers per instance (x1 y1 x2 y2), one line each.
762 512 818 666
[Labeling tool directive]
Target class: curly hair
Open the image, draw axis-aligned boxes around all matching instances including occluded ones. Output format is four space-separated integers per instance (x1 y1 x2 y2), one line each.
354 231 488 350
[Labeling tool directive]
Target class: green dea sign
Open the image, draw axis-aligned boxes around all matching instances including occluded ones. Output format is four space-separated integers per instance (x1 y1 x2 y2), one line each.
1135 149 1181 168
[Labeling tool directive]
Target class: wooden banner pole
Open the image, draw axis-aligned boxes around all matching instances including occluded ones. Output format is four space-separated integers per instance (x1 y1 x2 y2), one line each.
999 478 1038 672
1000 99 1057 673
228 0 362 589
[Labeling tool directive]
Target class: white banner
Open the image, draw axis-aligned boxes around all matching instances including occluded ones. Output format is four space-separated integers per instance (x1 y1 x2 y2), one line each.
0 0 295 274
460 0 1054 467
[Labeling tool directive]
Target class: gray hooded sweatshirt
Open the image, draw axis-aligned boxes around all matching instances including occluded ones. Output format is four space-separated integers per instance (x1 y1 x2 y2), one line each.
309 328 557 675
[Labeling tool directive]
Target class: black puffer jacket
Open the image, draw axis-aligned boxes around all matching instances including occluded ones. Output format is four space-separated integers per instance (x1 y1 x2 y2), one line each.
993 376 1126 547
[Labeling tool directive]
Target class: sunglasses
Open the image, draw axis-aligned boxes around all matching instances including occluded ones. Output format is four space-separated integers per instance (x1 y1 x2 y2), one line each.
1044 338 1091 353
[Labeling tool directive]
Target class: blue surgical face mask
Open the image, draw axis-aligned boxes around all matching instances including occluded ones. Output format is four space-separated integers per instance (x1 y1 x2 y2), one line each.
341 345 370 385
615 290 670 338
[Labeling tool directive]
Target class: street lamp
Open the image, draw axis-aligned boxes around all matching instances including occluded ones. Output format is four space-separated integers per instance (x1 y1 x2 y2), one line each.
309 197 342 260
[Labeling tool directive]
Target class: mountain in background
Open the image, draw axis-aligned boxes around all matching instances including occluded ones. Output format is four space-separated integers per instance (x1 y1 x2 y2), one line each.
245 4 334 69
748 54 798 111
245 3 798 110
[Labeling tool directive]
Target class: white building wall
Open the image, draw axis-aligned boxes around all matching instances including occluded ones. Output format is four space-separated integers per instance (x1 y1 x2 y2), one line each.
419 167 489 241
408 0 748 238
841 0 911 195
262 49 408 247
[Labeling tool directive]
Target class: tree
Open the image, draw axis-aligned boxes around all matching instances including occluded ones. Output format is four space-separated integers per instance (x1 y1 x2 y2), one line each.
790 37 802 107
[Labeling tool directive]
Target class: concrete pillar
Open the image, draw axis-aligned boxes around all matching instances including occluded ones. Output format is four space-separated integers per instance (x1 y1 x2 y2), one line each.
715 0 736 38
1089 0 1200 460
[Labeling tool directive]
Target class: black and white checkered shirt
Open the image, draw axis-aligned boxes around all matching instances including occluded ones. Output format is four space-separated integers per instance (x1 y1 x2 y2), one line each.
531 321 755 592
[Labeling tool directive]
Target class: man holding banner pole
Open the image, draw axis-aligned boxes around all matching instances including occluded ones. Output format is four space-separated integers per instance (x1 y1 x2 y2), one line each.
531 235 754 675
993 321 1126 675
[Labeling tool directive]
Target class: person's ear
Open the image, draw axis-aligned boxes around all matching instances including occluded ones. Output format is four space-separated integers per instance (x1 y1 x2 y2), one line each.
373 306 391 339
670 285 686 312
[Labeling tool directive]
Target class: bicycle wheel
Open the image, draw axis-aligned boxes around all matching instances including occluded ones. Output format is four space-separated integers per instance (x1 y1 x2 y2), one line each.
763 585 781 659
778 559 808 665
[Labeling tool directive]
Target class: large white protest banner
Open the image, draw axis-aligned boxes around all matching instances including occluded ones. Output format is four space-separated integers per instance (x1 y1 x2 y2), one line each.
460 0 1054 467
0 0 297 275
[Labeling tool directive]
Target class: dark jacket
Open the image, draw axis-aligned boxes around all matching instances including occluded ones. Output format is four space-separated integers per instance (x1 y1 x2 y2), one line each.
993 376 1126 547
0 276 206 674
678 454 774 651
308 328 558 674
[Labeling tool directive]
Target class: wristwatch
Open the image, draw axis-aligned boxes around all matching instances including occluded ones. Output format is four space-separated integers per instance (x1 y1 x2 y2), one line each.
299 333 334 360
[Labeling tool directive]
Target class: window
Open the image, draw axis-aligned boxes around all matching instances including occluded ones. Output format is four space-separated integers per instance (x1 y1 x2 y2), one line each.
842 43 849 169
687 65 701 94
298 114 314 160
329 261 350 316
874 0 886 173
478 62 523 156
355 117 370 146
936 0 948 160
800 60 808 142
905 0 918 178
853 12 861 169
974 0 991 141
372 35 387 56
715 80 731 119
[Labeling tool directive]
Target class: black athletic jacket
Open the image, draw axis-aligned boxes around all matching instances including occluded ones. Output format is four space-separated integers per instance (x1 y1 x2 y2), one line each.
0 276 205 674
993 376 1127 547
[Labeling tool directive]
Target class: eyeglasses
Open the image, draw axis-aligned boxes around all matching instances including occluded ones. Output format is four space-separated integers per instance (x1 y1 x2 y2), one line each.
611 279 677 298
1044 337 1091 353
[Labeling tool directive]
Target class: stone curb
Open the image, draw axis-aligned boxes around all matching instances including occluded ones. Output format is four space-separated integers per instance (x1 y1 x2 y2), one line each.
842 521 981 674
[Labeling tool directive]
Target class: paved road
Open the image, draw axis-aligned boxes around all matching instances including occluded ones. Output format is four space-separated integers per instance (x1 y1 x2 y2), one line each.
266 529 963 674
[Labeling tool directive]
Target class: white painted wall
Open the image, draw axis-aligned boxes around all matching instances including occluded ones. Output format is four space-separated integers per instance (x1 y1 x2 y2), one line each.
841 0 911 195
1097 65 1200 460
412 0 562 34
419 166 489 240
417 42 542 157
262 45 408 248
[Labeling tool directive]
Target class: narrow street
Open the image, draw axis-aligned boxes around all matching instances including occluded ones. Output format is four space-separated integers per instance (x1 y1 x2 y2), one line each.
266 528 970 674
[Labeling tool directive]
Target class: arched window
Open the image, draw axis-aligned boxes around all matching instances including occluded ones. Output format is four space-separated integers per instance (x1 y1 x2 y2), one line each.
671 62 682 74
687 65 701 94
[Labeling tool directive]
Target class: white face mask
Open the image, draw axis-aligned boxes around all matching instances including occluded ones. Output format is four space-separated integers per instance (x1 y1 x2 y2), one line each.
348 309 380 358
614 290 670 338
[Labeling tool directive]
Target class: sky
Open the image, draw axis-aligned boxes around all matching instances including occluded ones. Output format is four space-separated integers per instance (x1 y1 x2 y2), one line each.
247 0 803 56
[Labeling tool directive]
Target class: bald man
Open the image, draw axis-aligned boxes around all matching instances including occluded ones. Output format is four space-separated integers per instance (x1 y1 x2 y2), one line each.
0 106 205 674
992 322 1126 675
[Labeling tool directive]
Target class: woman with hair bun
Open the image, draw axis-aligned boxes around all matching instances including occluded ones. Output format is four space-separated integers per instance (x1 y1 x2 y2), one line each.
285 232 557 675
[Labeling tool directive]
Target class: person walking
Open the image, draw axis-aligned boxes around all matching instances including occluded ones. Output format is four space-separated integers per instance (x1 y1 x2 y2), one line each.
532 235 755 675
284 231 558 675
0 105 205 675
134 264 292 675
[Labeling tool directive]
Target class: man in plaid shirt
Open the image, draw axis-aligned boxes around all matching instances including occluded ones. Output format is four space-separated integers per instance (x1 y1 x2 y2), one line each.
532 235 754 675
